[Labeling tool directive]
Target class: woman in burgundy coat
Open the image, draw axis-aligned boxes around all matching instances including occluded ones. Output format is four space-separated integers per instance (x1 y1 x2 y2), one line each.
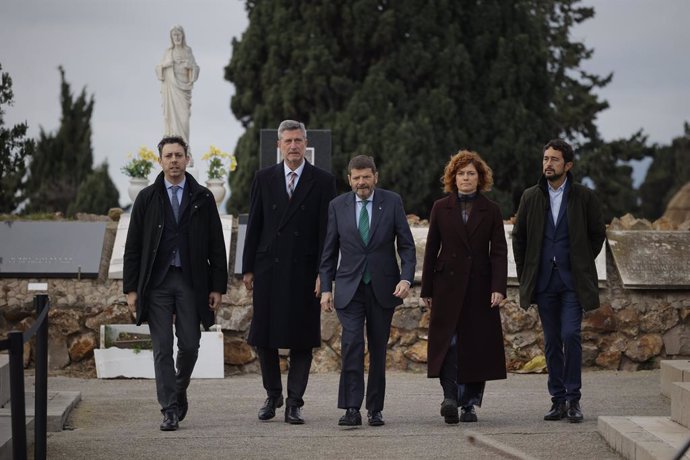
421 150 508 424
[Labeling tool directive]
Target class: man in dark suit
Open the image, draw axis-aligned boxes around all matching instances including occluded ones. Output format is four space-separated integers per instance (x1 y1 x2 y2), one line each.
512 139 605 423
243 120 336 424
320 155 416 427
124 135 228 431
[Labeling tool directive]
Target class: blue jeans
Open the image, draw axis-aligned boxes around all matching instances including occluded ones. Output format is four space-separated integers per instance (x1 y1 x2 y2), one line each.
535 270 583 403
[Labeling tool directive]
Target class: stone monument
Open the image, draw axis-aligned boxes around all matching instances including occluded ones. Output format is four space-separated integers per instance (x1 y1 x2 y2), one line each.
155 24 199 165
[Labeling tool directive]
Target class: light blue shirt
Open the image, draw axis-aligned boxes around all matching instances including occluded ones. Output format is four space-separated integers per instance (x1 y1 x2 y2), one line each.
284 160 305 194
164 177 186 206
355 191 374 229
548 177 567 225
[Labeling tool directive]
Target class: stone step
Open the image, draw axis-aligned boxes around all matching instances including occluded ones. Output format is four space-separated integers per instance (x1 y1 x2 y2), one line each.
0 390 81 433
661 360 690 397
599 415 690 460
0 356 9 408
0 415 34 460
672 382 690 429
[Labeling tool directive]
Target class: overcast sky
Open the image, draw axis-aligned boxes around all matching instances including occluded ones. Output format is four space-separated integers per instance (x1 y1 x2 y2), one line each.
2 0 688 207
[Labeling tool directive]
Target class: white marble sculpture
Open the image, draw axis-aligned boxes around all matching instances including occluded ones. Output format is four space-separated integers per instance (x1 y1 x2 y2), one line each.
155 25 199 163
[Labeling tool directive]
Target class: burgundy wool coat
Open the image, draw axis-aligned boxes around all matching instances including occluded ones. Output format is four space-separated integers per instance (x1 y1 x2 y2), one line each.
421 193 508 383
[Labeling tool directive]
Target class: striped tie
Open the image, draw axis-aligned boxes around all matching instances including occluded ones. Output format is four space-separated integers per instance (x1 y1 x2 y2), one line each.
287 172 296 199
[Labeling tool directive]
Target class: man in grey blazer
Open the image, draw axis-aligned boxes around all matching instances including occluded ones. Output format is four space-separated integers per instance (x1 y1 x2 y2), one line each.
320 155 416 427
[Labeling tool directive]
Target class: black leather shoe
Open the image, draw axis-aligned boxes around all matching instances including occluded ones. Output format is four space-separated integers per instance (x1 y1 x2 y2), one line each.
338 408 362 426
258 395 284 421
440 398 459 424
567 401 584 423
160 409 179 431
284 405 304 424
544 401 567 421
177 391 188 422
367 411 385 426
460 406 477 423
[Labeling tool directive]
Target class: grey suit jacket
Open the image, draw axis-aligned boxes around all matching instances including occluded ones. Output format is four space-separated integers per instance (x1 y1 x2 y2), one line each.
319 188 416 309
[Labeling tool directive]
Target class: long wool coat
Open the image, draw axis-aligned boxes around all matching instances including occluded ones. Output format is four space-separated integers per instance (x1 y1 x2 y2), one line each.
421 193 508 383
242 161 336 349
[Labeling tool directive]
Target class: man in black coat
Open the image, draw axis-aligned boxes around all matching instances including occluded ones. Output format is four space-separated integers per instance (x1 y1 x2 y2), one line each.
512 139 605 424
124 136 228 431
242 120 336 424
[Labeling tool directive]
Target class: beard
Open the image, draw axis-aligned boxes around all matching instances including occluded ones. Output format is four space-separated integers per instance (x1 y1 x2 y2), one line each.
545 169 564 183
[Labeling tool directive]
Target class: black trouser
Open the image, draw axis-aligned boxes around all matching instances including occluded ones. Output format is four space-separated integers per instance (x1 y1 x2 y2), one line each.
336 282 394 412
147 268 200 413
439 334 485 407
256 346 312 407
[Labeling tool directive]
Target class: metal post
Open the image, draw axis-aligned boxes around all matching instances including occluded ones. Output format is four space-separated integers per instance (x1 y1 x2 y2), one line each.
34 294 49 460
8 331 27 460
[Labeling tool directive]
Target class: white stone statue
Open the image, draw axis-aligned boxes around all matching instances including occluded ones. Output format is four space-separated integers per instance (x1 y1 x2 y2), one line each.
156 25 199 163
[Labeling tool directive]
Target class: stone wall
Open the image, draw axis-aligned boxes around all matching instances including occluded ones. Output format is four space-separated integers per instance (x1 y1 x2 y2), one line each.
1 217 689 376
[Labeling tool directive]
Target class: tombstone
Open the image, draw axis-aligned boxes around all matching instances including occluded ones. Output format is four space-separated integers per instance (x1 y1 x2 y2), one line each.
607 230 690 289
0 222 106 278
260 129 332 173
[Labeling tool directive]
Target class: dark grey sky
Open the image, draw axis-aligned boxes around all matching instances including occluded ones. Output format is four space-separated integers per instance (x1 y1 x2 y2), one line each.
2 0 688 205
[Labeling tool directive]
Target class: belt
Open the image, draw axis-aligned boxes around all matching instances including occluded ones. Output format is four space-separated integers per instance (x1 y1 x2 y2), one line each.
169 266 183 272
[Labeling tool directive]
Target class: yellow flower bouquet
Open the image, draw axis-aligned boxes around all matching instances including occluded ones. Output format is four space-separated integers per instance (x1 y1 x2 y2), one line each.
122 147 157 178
202 145 237 180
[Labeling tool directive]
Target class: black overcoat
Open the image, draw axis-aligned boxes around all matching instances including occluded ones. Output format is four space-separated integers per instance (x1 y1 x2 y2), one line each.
123 172 228 330
243 161 336 349
421 193 508 383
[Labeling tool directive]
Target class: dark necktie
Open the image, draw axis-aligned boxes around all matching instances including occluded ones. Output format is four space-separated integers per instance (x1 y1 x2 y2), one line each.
287 172 296 199
171 185 181 222
170 185 181 266
358 200 371 284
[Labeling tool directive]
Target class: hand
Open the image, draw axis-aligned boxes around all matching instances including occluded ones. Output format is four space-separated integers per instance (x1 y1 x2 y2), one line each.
208 292 222 311
490 292 504 308
243 273 254 291
314 275 321 298
126 292 137 309
393 281 410 299
320 292 334 312
422 297 432 309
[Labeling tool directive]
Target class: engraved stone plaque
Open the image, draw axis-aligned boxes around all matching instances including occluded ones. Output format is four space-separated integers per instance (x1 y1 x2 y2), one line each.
0 221 106 278
234 213 248 275
607 230 690 289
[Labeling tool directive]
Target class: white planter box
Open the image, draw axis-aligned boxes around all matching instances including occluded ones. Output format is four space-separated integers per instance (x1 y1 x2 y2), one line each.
94 324 224 379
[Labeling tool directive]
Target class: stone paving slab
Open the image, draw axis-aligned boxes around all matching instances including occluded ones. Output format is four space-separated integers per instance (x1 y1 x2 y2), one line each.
599 416 690 460
0 391 81 433
31 370 672 459
671 382 690 428
0 415 34 460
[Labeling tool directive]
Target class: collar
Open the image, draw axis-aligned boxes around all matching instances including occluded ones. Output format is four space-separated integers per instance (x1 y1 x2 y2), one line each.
457 192 478 202
548 176 568 193
164 176 186 190
356 190 375 204
284 160 305 178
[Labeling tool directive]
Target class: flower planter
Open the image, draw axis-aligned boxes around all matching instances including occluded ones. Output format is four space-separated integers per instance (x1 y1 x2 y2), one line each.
127 178 149 203
206 178 226 206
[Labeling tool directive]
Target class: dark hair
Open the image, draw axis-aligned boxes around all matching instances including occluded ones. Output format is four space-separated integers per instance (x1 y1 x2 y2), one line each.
157 136 188 157
543 139 573 163
442 150 494 193
347 155 377 174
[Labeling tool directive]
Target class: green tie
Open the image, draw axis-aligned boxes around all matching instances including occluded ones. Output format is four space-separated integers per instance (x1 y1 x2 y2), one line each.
359 200 371 283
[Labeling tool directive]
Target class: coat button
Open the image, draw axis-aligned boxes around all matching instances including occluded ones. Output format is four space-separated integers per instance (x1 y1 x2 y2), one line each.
450 271 454 276
294 231 299 236
277 231 281 236
274 258 279 263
